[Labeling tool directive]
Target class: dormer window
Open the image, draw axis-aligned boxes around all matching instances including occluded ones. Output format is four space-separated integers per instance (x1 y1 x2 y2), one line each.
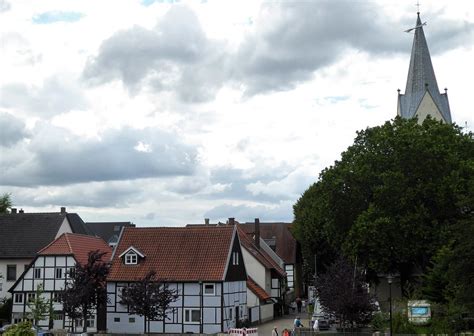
119 246 145 266
125 252 138 265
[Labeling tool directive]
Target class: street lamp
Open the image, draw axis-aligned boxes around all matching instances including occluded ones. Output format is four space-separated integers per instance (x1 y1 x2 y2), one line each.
387 275 393 336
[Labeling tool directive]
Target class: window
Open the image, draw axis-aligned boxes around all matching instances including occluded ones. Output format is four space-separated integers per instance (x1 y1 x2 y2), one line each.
229 307 233 319
68 267 75 278
27 293 35 302
232 252 239 265
86 315 95 328
184 309 200 323
0 282 2 292
114 317 120 322
14 293 23 303
34 268 41 279
129 317 135 323
203 283 215 295
53 292 60 303
125 252 138 265
54 311 63 320
55 268 62 279
7 265 16 281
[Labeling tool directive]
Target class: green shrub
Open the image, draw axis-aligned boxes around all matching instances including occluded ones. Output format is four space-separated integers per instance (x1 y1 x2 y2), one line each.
3 321 34 336
371 312 388 331
392 311 417 334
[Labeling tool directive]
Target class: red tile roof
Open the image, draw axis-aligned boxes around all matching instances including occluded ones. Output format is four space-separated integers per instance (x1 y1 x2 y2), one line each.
38 233 112 265
240 222 297 264
108 226 236 282
237 225 286 278
247 276 270 301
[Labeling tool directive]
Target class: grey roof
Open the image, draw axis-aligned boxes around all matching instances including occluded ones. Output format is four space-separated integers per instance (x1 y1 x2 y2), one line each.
0 212 67 258
398 13 452 123
0 211 94 259
86 222 135 244
66 213 94 236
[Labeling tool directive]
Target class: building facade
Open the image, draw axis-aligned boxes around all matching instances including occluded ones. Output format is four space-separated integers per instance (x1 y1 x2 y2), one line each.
106 225 248 334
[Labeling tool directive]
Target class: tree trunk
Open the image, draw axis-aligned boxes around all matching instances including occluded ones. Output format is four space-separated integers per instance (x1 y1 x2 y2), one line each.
83 307 88 333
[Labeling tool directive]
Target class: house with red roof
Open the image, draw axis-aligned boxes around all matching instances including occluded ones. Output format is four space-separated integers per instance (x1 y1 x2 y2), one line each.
106 225 247 334
8 233 111 332
236 220 286 324
0 207 95 300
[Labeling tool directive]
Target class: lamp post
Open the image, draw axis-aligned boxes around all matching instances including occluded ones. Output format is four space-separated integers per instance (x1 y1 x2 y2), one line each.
387 275 393 336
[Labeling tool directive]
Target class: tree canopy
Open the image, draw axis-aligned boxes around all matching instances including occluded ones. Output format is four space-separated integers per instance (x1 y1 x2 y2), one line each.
0 193 12 214
61 250 110 332
120 270 178 334
316 256 376 327
293 117 474 291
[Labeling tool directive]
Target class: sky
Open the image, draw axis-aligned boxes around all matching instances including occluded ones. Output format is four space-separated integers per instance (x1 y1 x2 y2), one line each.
1 0 473 226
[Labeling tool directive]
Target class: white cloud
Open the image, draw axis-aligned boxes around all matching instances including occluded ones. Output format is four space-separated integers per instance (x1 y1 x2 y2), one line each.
1 0 473 226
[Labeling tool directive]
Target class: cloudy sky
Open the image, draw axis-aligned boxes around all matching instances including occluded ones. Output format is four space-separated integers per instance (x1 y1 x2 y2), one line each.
1 0 473 226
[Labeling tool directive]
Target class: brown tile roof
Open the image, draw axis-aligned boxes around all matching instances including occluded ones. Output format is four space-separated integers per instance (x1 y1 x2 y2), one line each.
240 222 297 264
108 226 236 282
38 233 112 265
247 276 270 301
237 225 285 278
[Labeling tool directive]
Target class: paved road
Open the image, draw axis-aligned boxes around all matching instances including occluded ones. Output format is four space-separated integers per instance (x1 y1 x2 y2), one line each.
256 309 315 336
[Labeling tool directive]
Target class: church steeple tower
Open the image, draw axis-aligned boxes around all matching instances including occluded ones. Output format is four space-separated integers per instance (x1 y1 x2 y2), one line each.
397 12 452 123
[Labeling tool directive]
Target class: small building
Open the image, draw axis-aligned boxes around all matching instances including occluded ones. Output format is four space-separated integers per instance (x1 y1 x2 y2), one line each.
0 207 94 300
8 233 111 331
237 222 286 323
106 225 247 334
239 221 303 298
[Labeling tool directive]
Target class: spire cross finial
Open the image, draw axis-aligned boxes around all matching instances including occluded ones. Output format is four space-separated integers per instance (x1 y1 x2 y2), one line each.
416 0 421 14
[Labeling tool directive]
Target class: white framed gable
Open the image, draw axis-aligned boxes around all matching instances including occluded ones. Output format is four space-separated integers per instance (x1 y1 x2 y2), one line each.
55 217 73 238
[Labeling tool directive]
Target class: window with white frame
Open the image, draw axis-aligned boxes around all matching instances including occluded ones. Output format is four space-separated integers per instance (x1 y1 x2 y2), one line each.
232 251 239 265
27 293 35 302
34 268 41 279
229 307 233 319
184 309 200 323
14 293 23 303
125 252 138 265
86 315 95 328
203 283 215 295
55 268 62 279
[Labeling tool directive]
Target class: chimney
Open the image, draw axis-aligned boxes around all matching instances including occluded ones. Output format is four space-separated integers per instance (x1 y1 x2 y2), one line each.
255 218 260 249
204 218 210 225
228 217 235 226
60 207 66 213
11 208 17 214
19 209 24 213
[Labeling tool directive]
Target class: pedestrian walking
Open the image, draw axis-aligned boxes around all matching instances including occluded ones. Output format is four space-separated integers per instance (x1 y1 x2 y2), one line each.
295 297 302 313
272 326 279 336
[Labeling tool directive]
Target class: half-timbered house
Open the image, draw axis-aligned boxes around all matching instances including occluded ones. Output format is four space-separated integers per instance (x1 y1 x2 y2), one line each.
107 225 247 334
8 233 111 331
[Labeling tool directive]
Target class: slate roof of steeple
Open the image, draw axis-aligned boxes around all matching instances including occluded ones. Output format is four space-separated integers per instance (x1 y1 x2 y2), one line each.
398 13 451 123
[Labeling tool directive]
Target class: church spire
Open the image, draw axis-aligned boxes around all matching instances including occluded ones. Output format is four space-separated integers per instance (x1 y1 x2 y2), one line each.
397 12 452 123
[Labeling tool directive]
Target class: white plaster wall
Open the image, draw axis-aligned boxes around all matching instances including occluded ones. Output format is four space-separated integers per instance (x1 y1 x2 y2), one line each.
55 218 73 238
0 259 32 299
241 249 267 290
415 92 445 123
260 303 274 323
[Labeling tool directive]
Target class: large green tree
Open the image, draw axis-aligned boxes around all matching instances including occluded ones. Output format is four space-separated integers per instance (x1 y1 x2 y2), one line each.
293 117 474 291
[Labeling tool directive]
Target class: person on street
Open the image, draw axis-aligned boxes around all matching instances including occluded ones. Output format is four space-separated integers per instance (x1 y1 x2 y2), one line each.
313 319 319 331
294 316 304 328
282 328 290 336
295 297 302 313
272 326 279 336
